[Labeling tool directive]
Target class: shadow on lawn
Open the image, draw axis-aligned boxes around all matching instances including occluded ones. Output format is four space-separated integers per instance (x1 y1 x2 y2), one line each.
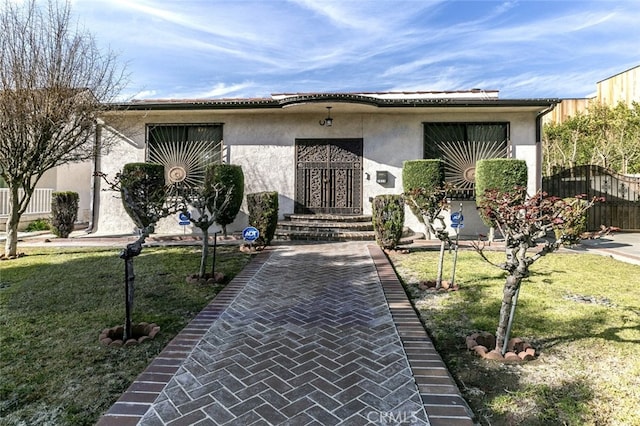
418 287 600 425
466 374 594 426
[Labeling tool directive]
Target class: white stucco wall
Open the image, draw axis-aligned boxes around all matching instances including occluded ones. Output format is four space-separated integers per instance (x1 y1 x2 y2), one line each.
94 107 544 238
55 162 93 223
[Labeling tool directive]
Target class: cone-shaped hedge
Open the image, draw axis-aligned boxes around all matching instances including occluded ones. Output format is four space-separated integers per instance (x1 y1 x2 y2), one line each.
372 194 405 249
247 191 279 247
51 191 79 238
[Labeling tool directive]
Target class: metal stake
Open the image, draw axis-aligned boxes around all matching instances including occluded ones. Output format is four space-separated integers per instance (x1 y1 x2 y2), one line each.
450 203 462 286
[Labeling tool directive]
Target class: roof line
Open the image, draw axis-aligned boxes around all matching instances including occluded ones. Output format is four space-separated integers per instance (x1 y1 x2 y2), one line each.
112 93 559 111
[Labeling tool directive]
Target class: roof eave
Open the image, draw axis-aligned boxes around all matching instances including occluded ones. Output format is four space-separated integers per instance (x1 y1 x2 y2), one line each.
109 94 559 111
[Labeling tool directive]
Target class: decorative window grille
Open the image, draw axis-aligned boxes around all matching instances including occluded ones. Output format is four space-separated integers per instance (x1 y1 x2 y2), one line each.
147 124 223 188
424 122 509 199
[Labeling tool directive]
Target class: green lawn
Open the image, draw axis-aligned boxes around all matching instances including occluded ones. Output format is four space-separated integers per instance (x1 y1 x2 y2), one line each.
0 246 251 425
387 248 640 426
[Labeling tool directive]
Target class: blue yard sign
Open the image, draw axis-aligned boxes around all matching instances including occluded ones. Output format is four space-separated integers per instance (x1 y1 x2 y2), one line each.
450 212 464 229
178 212 190 226
242 226 260 242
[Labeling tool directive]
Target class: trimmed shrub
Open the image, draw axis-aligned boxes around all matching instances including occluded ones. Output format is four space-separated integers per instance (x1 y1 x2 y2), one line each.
206 164 244 236
475 158 528 226
119 163 166 230
402 160 445 222
372 194 405 249
51 191 79 238
247 191 279 247
475 158 528 198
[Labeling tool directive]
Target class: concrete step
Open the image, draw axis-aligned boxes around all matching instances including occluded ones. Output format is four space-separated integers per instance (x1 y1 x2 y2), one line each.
274 229 375 242
277 220 374 232
277 214 375 241
283 214 372 223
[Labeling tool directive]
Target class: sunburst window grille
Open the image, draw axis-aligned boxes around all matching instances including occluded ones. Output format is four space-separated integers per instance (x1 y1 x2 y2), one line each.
424 122 509 199
147 124 223 189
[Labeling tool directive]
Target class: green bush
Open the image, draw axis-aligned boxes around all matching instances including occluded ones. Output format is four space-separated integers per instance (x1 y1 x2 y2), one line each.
475 158 528 198
50 192 79 238
553 197 589 245
206 164 244 236
475 159 528 226
402 160 445 222
25 218 50 232
372 194 405 249
119 163 166 230
247 191 279 247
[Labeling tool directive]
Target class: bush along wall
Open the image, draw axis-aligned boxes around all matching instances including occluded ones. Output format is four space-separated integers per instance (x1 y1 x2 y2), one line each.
475 158 528 227
50 191 79 238
247 191 279 247
372 194 405 250
402 159 445 223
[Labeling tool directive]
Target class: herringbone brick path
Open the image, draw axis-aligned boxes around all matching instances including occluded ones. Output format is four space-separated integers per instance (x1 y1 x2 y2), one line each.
98 242 475 425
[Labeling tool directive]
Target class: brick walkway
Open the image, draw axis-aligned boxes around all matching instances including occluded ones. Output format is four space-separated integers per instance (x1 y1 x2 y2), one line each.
98 242 474 426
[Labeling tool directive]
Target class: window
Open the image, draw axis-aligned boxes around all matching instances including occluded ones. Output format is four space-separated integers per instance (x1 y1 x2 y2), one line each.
424 122 509 199
147 124 223 187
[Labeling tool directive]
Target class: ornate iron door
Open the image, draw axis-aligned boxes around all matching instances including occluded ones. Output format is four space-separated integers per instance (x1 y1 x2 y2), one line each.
295 139 363 214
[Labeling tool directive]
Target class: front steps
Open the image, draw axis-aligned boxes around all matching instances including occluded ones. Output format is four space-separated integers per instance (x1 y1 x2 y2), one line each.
275 214 375 242
275 214 423 243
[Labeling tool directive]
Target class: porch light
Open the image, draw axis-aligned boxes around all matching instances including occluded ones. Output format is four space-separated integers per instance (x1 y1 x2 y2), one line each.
319 107 333 127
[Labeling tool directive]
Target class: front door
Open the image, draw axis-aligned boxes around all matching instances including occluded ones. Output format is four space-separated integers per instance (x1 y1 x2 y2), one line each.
295 138 363 214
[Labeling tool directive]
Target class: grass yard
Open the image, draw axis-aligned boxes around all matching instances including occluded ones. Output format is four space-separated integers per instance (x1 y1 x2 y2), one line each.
0 245 251 425
387 247 640 426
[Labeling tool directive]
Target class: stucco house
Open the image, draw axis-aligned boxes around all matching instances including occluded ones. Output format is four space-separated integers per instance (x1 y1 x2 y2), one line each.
81 90 557 238
0 90 557 236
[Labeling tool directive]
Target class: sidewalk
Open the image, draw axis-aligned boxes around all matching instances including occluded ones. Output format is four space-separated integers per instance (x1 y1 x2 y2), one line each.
97 242 475 426
6 230 639 267
409 231 640 266
565 232 640 266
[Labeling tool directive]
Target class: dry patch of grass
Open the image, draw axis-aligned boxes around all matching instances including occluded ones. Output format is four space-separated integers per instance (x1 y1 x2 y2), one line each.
388 248 640 426
0 246 251 425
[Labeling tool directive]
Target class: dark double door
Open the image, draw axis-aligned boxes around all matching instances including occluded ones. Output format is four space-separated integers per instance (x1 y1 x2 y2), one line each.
295 139 363 214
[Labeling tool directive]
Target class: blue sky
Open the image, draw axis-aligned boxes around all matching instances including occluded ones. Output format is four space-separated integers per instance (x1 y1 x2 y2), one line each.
71 0 640 101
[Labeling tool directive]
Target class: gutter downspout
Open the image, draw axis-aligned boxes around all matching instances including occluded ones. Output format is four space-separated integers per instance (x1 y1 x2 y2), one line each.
536 103 558 191
86 120 102 234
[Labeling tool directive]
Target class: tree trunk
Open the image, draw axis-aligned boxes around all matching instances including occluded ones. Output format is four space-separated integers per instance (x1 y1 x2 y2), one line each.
4 187 21 258
435 240 445 289
123 257 135 341
495 274 522 354
119 230 147 342
199 227 209 278
211 231 218 276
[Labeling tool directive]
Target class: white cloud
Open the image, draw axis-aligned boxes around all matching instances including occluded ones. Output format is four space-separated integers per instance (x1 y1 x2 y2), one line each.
187 81 257 99
69 0 640 99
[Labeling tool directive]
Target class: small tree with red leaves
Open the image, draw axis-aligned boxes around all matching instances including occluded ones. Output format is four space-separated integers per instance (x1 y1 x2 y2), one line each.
404 183 454 289
474 187 601 355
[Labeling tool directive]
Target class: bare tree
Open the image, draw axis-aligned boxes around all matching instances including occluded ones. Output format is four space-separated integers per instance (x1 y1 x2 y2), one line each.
474 188 598 355
0 0 126 257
